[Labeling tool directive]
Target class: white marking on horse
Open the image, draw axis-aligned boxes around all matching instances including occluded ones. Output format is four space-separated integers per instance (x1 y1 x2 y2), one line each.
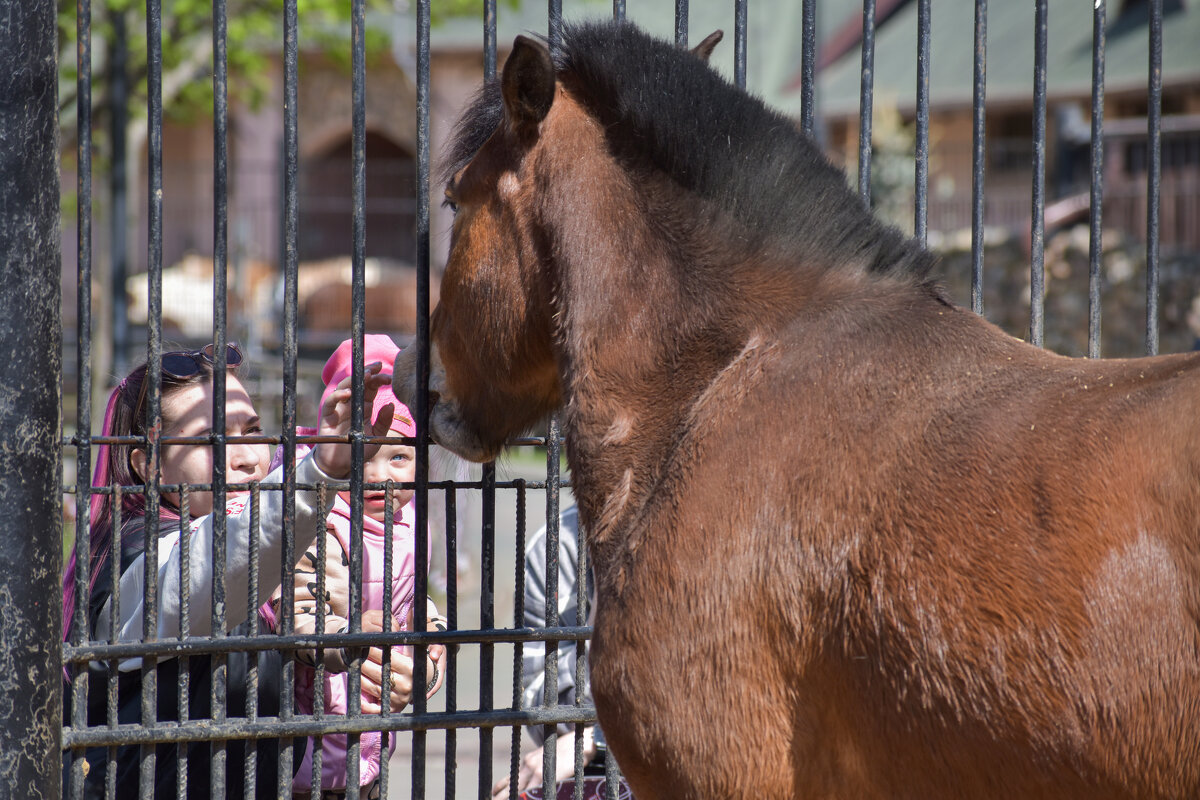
498 171 520 200
689 332 774 426
602 414 636 445
597 467 634 542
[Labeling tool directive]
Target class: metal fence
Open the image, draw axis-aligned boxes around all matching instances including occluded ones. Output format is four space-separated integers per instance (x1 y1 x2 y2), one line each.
0 0 1174 797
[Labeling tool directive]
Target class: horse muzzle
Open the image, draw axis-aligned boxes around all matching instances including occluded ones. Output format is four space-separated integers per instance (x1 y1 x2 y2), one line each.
392 344 496 463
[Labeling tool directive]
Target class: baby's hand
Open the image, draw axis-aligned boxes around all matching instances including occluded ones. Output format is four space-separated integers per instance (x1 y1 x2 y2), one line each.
314 362 394 478
360 651 414 714
425 621 448 699
357 610 446 710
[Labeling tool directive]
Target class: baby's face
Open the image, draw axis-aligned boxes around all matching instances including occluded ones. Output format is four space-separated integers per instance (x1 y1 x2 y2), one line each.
338 437 416 522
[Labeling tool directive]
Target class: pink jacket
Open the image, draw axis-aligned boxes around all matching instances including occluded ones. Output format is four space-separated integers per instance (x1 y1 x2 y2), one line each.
265 438 440 791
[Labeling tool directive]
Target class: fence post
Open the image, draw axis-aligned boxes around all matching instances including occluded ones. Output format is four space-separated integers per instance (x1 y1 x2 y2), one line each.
0 0 63 797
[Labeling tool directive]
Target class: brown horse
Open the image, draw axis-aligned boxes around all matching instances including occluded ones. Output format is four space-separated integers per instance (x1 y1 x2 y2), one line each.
393 21 1200 800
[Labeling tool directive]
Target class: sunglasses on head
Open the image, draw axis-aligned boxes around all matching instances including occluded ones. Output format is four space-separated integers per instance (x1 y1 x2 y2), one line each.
161 343 243 379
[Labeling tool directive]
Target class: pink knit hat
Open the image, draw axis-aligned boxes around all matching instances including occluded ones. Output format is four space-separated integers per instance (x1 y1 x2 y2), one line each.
319 334 415 437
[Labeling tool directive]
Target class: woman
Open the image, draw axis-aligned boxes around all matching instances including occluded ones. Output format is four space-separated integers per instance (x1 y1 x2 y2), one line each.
62 343 396 799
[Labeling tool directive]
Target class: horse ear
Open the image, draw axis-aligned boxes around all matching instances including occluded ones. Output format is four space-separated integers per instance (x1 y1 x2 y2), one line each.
502 35 556 135
691 30 724 62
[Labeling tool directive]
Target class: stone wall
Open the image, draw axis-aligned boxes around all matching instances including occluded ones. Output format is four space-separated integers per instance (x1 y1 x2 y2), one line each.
934 224 1200 358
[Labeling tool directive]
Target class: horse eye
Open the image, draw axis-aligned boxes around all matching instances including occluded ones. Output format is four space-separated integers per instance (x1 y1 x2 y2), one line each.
442 195 459 214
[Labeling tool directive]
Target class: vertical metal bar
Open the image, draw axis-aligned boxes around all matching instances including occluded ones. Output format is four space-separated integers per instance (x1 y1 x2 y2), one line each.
210 0 231 792
603 749 621 800
1087 0 1106 358
107 493 123 800
176 490 191 800
110 8 130 376
970 0 987 316
1146 0 1162 356
142 0 166 792
0 0 62 796
416 0 433 795
613 0 625 21
68 0 93 794
800 0 816 136
1029 0 1048 348
540 417 561 800
347 0 368 789
311 486 330 794
413 426 430 798
379 484 395 800
276 0 300 792
572 499 587 800
674 0 688 47
474 22 501 797
914 0 930 245
548 0 562 52
507 481 527 800
479 463 497 798
858 0 877 204
442 490 458 800
243 485 261 800
734 0 747 90
484 0 496 83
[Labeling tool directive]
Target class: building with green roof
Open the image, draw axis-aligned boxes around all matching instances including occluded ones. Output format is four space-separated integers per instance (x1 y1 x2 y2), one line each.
791 0 1199 249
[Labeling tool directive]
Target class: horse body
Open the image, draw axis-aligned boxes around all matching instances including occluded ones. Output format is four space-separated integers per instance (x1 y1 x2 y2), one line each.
582 294 1200 798
393 21 1200 798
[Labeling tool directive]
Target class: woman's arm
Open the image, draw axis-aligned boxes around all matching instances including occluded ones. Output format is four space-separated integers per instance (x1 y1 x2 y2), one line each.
106 449 336 647
277 523 352 670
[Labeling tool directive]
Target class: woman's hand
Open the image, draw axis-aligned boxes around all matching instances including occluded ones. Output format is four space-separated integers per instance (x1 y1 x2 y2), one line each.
425 621 448 699
359 651 414 714
490 730 597 799
314 361 394 478
358 609 447 713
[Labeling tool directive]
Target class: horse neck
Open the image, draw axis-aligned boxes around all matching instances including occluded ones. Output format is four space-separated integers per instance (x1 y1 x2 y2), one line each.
535 167 802 564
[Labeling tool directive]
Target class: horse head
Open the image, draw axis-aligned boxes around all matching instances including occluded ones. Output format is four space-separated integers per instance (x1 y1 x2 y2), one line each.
394 27 731 463
394 37 564 461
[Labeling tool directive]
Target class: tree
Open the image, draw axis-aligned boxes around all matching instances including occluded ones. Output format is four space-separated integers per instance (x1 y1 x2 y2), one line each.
58 0 497 139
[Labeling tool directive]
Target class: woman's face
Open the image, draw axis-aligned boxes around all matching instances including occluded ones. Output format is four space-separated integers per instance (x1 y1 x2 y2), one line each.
156 374 271 518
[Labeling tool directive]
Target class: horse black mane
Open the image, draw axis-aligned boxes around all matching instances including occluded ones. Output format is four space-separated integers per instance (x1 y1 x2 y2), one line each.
445 20 936 282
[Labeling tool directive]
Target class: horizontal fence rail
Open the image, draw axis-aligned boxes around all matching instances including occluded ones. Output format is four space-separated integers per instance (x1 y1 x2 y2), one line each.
64 708 601 749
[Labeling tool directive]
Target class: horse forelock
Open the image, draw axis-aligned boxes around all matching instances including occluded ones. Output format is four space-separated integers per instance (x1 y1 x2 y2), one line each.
441 77 503 190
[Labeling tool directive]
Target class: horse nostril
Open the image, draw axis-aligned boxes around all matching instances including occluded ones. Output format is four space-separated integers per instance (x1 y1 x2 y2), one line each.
427 390 441 407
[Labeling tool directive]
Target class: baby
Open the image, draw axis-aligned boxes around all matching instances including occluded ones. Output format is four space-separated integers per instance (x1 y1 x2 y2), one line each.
268 334 447 799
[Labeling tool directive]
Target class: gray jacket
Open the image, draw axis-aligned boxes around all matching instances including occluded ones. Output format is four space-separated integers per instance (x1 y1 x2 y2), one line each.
520 505 603 749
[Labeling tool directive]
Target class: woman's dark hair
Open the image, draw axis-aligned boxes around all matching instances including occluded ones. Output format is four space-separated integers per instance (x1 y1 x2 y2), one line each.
61 357 228 644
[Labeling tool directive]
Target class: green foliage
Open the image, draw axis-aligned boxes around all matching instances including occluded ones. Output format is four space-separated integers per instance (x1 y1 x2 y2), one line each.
58 0 503 128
